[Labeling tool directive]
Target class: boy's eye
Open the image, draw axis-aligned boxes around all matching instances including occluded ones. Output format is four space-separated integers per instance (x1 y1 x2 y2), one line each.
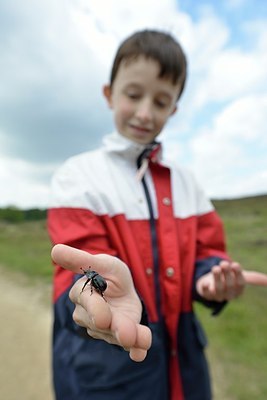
155 99 168 108
127 92 140 100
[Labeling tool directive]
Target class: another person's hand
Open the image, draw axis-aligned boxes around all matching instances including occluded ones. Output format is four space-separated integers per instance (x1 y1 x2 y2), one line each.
51 244 152 362
196 260 267 302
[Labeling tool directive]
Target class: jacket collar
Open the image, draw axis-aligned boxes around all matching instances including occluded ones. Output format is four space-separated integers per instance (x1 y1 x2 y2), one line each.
102 131 162 164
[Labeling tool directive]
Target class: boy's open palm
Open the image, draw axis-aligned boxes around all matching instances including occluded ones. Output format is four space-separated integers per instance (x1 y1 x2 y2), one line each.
51 244 152 362
196 260 267 302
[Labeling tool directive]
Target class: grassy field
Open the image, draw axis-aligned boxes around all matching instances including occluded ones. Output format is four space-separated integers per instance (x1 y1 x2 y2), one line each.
198 195 267 399
0 219 52 282
0 195 266 399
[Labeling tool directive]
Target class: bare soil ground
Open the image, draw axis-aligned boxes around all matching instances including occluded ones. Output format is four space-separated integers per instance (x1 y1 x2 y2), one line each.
0 267 54 400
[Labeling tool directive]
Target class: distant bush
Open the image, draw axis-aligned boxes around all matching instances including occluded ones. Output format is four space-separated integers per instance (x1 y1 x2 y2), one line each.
0 207 47 222
24 208 47 221
0 207 24 222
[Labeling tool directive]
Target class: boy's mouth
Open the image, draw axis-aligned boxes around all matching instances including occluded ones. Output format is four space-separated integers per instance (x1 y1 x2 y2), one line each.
129 124 152 134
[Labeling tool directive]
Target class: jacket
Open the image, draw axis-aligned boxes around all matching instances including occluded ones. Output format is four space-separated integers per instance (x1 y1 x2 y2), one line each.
48 131 228 400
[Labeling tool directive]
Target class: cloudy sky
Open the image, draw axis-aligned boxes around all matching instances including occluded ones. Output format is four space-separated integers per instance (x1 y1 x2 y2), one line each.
1 0 267 209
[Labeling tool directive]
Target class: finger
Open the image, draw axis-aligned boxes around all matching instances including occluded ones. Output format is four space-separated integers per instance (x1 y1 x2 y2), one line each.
83 293 112 330
243 271 267 286
72 304 112 338
220 262 234 288
85 312 152 352
231 262 245 285
113 315 138 349
212 265 225 301
51 244 118 276
129 347 148 362
72 304 91 327
72 289 118 344
200 282 214 300
220 261 241 299
231 262 246 296
135 324 152 351
73 301 118 343
129 325 152 362
69 277 112 330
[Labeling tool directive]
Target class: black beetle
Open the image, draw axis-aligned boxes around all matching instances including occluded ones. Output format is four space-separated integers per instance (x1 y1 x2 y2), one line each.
80 267 107 301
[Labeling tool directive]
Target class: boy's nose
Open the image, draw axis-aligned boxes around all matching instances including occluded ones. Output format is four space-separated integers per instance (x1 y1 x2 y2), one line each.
135 100 153 123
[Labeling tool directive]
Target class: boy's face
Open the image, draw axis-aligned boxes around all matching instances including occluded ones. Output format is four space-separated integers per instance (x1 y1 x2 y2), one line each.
103 56 180 145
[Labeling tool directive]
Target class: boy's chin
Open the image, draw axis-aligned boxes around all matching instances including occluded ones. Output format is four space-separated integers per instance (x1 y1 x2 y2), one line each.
119 130 158 145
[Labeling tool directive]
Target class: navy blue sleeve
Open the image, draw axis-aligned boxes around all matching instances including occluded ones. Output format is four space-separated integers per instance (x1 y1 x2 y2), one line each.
192 256 227 316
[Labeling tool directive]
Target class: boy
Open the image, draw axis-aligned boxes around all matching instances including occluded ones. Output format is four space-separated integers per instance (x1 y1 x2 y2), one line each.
48 30 267 400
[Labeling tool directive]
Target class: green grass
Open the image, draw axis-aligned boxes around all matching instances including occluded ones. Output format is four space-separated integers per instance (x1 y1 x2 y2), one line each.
0 220 52 282
0 195 266 399
213 195 267 272
196 195 267 399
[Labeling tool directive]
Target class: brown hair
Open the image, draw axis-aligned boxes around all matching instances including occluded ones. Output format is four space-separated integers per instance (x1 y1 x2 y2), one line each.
110 29 187 99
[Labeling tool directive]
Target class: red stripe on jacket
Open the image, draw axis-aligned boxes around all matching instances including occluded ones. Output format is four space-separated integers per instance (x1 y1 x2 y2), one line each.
48 207 226 320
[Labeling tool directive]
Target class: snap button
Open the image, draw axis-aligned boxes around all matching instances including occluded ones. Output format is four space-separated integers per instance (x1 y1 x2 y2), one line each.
166 267 174 277
146 268 153 275
171 349 177 357
162 197 171 206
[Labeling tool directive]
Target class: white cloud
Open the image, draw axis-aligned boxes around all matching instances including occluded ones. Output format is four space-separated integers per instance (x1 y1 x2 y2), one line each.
70 0 192 66
214 95 267 140
182 7 267 114
0 0 266 207
72 0 176 39
187 13 230 71
193 48 267 108
0 157 54 208
188 94 267 197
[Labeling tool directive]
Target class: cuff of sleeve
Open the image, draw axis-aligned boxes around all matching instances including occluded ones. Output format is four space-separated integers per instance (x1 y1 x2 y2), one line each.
211 300 227 316
193 256 228 316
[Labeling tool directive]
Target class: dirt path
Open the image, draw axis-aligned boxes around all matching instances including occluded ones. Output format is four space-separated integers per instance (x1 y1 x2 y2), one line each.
0 268 54 400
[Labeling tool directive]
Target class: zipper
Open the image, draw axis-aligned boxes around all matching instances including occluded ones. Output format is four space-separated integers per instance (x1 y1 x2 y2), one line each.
137 150 162 318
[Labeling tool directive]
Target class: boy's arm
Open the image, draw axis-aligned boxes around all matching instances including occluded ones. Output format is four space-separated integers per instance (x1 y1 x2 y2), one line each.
192 208 231 314
194 260 244 315
192 210 267 314
194 260 267 313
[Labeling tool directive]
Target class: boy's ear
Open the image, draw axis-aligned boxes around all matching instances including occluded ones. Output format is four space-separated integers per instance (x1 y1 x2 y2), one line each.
103 85 113 108
170 104 178 116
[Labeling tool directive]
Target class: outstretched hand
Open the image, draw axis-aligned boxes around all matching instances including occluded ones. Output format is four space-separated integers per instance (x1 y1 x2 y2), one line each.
51 244 152 362
196 260 267 302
